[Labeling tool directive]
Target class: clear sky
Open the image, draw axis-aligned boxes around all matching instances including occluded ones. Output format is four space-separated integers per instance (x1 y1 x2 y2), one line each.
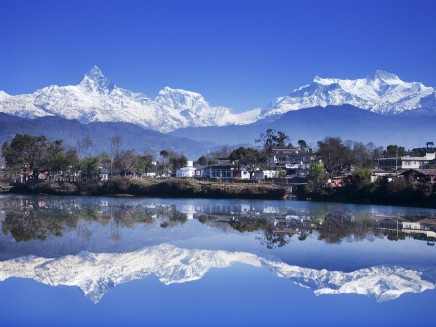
1 0 436 112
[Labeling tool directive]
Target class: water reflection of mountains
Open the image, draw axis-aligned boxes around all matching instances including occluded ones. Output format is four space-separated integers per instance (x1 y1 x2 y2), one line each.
1 244 434 303
2 197 436 248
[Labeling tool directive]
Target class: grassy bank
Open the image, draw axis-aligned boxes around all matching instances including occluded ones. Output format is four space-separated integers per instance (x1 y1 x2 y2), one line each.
8 177 288 199
296 181 436 209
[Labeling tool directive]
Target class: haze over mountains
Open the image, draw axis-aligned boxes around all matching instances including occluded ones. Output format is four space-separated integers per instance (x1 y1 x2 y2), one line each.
1 67 435 154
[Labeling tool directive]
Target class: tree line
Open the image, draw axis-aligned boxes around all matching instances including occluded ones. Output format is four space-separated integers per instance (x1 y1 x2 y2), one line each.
1 134 187 183
1 129 424 185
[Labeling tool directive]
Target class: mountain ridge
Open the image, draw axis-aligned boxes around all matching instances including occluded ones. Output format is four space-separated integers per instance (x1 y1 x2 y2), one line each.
1 67 435 133
0 66 258 133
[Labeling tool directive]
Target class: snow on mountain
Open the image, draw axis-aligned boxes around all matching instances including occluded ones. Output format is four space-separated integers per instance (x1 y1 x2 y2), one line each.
261 70 436 118
1 68 435 132
0 244 433 303
0 91 10 101
0 66 258 132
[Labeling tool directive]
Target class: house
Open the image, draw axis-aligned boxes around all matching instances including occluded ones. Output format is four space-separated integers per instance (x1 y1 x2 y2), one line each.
370 169 398 183
198 164 250 179
376 143 436 170
400 152 436 169
176 161 197 178
375 157 401 170
195 165 209 178
400 169 436 184
269 148 312 166
253 170 279 180
233 169 250 179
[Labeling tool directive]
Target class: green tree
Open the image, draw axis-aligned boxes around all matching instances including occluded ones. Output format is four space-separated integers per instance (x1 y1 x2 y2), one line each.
229 147 267 168
2 134 48 181
80 156 100 182
169 154 187 172
197 155 208 165
306 161 328 192
384 145 407 158
298 139 308 151
350 167 371 190
137 154 155 174
99 152 112 169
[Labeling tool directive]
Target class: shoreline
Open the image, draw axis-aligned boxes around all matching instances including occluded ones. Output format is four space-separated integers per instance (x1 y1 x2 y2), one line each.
6 178 289 200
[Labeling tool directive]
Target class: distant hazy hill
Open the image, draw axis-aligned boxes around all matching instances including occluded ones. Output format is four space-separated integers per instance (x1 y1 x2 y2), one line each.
170 105 436 148
0 113 212 158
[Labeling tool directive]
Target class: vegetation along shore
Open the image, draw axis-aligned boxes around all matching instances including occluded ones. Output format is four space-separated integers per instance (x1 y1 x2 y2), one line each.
1 130 436 207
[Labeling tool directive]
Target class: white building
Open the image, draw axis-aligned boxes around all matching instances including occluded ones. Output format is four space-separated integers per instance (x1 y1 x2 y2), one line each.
252 170 278 180
400 152 435 169
176 161 196 178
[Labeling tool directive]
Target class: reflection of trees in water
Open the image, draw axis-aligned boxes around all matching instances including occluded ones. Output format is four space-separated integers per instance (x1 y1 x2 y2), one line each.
2 199 434 246
316 212 383 244
0 200 173 242
2 207 79 242
159 207 187 228
257 228 294 249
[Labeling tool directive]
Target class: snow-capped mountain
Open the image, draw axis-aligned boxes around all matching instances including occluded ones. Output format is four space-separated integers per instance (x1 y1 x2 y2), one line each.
0 244 433 303
1 68 435 133
260 70 436 118
0 66 259 133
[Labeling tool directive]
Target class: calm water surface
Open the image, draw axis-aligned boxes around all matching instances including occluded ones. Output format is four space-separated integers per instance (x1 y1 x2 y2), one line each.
0 194 435 326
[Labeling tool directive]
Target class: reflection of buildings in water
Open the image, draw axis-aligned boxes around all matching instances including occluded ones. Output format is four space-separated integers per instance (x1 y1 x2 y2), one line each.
376 218 436 244
176 204 200 220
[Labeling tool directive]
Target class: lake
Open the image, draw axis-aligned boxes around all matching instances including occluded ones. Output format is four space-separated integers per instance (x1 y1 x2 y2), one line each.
0 194 435 326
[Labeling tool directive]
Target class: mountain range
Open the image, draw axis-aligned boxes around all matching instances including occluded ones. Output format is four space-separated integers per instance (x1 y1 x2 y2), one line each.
0 244 433 303
1 67 436 154
0 66 259 133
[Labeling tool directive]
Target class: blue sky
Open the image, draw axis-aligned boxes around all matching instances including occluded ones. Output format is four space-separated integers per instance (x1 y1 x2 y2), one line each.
1 0 436 112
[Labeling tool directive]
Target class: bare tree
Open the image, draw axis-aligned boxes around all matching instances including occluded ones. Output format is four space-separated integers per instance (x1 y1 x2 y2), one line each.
109 135 122 169
76 135 93 160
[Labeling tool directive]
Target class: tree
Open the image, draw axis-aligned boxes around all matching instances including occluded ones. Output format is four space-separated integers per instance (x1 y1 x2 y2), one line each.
210 145 233 159
99 152 112 169
80 156 100 182
316 137 352 178
196 155 208 165
298 139 308 151
256 129 293 155
169 154 187 172
110 135 123 169
137 154 155 174
2 134 49 181
76 135 93 160
116 150 138 173
349 167 371 190
306 161 328 192
229 147 267 168
384 145 407 158
159 150 170 175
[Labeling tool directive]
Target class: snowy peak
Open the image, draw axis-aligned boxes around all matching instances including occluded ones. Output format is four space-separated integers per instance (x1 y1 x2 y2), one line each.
0 90 9 101
367 70 401 83
156 86 208 111
0 66 253 132
261 70 436 117
79 65 115 94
